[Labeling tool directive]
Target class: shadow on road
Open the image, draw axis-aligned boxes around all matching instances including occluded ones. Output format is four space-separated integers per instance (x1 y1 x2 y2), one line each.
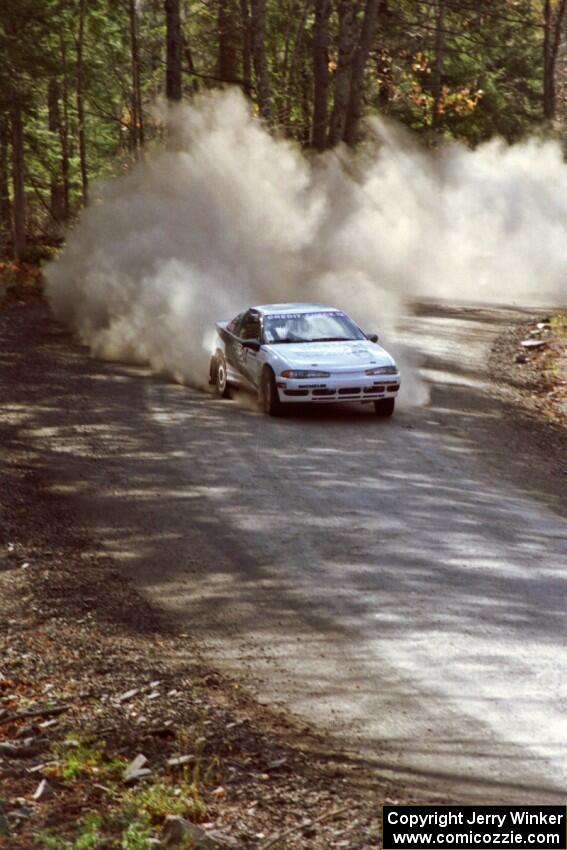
1 301 566 802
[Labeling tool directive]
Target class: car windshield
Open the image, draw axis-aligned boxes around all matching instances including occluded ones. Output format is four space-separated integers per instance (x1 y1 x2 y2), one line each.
263 311 365 344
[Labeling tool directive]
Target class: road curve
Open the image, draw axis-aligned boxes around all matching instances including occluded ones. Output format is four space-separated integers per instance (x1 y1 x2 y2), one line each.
19 302 567 803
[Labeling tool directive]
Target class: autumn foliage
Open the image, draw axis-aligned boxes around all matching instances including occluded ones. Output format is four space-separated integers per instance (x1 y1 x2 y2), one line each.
0 263 44 306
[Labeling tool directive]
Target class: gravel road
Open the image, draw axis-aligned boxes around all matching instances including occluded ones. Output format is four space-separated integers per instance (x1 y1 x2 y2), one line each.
7 300 567 804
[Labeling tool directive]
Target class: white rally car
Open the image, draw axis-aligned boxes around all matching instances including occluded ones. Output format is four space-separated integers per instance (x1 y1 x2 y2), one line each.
209 303 401 416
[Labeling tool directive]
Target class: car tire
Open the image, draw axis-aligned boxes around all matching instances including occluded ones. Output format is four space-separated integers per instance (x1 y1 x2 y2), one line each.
374 398 395 417
213 353 231 399
259 367 282 416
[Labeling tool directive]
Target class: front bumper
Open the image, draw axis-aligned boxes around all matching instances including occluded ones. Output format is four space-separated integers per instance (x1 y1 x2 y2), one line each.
275 373 401 404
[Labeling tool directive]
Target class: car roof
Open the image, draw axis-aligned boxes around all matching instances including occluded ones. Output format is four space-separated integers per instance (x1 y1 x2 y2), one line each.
253 303 341 316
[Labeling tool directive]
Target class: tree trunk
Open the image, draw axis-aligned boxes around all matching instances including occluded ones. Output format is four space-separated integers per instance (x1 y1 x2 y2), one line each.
431 0 445 129
165 0 183 101
344 0 381 145
300 54 312 145
282 0 310 133
76 0 88 205
48 78 65 227
328 0 357 147
240 0 253 96
10 97 26 260
218 0 239 84
0 115 12 245
250 0 273 121
544 0 552 118
60 36 70 221
312 0 331 149
182 35 200 93
543 0 567 121
129 1 139 153
129 0 144 155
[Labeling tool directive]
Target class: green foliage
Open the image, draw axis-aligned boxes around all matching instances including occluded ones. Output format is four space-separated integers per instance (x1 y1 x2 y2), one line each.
37 776 206 849
38 811 156 850
120 817 155 850
0 0 555 254
125 779 207 824
375 0 544 144
39 815 103 850
39 731 210 846
53 738 127 780
550 313 567 334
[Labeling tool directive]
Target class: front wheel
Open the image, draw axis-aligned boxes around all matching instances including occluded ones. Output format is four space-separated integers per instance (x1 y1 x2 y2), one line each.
213 353 231 398
374 397 395 417
259 367 282 416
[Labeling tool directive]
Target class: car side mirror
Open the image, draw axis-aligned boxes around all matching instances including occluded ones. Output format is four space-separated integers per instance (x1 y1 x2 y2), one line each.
367 333 379 343
242 339 261 352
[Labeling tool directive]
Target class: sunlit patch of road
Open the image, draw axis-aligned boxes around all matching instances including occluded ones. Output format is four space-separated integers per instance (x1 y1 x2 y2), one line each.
136 304 567 802
26 302 566 803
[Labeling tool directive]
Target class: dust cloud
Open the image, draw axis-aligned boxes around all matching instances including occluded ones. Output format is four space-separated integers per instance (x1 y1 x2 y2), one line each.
46 89 567 408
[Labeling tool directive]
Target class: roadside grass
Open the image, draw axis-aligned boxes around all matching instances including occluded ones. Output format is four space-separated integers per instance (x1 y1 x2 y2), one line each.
36 735 214 848
38 815 105 850
36 773 207 848
544 313 567 378
126 776 207 824
51 738 127 781
38 810 154 850
549 312 567 336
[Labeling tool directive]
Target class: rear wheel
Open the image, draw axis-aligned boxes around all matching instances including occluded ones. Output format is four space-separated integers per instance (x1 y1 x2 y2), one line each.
259 367 282 416
374 397 395 417
213 353 231 398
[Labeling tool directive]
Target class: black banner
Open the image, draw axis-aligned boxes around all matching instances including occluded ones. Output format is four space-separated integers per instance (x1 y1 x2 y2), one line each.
383 806 567 850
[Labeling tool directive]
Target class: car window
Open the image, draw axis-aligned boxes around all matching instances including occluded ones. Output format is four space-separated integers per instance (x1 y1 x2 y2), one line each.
264 311 364 343
239 311 261 341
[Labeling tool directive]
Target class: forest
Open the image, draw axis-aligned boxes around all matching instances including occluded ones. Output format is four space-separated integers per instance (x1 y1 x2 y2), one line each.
1 0 566 261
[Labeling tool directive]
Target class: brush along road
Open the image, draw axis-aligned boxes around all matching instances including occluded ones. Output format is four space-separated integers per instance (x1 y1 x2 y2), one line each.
7 300 567 804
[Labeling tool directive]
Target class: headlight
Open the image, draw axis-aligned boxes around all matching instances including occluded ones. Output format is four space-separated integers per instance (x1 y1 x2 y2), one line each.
365 365 398 376
281 370 331 378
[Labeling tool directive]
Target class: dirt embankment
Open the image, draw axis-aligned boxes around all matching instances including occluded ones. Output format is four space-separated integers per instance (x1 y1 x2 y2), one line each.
490 313 567 434
0 292 403 849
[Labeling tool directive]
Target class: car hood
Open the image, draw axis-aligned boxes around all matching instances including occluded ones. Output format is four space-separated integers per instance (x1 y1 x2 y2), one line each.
266 340 397 371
